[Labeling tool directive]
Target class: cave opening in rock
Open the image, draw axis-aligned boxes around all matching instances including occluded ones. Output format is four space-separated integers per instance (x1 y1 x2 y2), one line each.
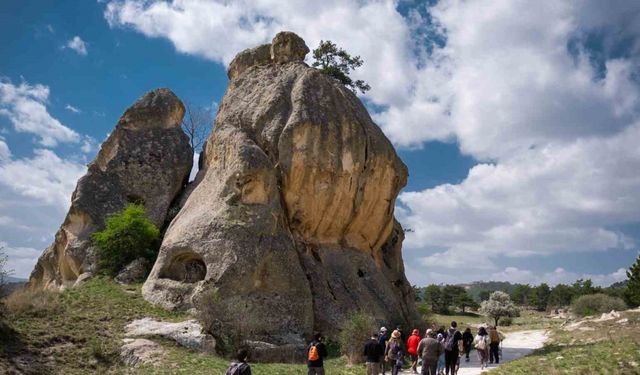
160 251 206 283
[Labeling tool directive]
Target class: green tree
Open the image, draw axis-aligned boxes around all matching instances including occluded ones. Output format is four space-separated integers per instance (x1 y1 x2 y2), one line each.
312 40 371 94
626 254 640 307
92 203 160 277
534 283 551 311
510 284 532 306
456 292 479 313
478 290 493 302
424 285 443 313
572 279 599 297
479 291 519 327
412 285 424 302
548 284 574 308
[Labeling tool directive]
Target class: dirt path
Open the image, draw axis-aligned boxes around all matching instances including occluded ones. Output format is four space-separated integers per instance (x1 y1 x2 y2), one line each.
416 330 548 375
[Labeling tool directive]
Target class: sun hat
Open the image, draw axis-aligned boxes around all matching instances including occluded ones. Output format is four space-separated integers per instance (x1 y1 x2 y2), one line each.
391 330 401 339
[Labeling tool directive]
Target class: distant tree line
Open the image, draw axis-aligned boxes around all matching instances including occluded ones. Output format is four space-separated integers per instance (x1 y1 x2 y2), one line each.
415 254 640 313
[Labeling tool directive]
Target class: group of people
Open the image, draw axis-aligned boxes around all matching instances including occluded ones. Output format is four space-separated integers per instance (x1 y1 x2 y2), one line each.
224 324 504 375
363 322 505 375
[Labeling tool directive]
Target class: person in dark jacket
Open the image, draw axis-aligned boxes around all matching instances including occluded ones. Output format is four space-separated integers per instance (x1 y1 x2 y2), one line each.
443 321 462 375
364 332 383 375
225 349 252 375
307 332 328 375
462 327 473 362
378 327 389 375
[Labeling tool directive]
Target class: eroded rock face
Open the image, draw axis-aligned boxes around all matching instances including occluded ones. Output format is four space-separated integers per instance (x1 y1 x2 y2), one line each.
143 32 419 352
28 89 193 289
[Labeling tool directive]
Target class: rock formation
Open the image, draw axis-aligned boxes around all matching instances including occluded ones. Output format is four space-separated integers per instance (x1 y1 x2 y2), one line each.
28 89 193 289
143 32 419 352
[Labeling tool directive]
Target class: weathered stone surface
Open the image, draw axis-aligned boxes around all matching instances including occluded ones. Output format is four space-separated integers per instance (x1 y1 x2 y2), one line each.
125 318 215 352
228 44 271 80
270 31 309 63
28 89 193 289
144 32 419 352
115 258 149 284
120 338 164 367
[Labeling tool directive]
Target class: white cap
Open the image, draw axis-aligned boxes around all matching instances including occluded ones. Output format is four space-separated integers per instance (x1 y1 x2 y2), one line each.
380 327 387 332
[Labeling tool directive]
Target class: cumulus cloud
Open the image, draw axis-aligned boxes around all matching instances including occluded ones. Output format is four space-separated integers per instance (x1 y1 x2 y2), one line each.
66 36 88 56
0 142 86 278
489 266 628 287
103 0 640 284
0 79 80 146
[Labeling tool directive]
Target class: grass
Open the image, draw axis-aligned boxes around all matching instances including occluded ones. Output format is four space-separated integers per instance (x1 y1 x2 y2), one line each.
487 309 640 375
0 278 364 374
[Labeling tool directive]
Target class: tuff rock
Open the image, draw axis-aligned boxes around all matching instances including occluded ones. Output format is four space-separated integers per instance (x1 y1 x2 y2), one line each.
28 88 193 289
143 32 420 353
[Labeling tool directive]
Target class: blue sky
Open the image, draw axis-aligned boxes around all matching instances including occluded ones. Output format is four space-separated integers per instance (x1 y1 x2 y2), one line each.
1 0 639 287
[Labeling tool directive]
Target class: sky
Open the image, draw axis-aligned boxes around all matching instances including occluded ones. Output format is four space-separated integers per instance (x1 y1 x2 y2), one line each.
1 0 639 287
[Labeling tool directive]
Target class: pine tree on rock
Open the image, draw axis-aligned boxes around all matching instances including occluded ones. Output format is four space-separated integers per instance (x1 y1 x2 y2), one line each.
312 40 371 94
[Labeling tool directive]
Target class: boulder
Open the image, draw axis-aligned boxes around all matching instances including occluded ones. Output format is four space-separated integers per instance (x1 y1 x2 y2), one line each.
115 258 149 284
28 88 193 289
143 31 420 353
125 317 215 352
120 338 164 367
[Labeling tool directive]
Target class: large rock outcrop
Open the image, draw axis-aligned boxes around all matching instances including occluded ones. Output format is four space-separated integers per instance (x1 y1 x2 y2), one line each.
143 32 419 351
28 89 193 289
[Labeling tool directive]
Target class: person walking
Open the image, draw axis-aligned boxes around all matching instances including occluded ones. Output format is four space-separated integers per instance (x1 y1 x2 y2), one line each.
474 327 490 370
488 326 500 364
225 348 252 375
307 332 328 375
407 328 421 373
436 333 445 375
443 321 462 375
417 329 443 375
385 330 405 375
462 328 473 362
379 327 389 375
364 332 383 375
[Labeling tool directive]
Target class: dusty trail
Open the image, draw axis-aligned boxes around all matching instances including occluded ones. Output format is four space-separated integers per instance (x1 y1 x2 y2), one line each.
416 329 548 375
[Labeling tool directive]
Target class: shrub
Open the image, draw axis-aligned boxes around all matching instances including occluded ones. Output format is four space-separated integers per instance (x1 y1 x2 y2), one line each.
500 317 513 326
4 288 61 317
92 203 160 277
338 312 376 364
571 293 627 317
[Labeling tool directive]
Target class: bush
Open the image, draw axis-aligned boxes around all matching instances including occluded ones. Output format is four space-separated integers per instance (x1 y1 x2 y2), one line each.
92 204 160 277
338 312 376 364
571 293 627 317
4 288 61 317
500 317 513 326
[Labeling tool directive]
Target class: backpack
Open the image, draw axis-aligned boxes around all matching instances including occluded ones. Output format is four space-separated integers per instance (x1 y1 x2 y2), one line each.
444 330 457 351
308 343 320 361
387 342 399 360
489 329 500 343
225 362 248 375
475 336 487 350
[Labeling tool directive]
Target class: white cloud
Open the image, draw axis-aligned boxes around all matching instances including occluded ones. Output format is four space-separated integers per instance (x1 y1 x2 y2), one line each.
0 142 87 278
65 104 81 113
66 36 88 56
0 79 80 146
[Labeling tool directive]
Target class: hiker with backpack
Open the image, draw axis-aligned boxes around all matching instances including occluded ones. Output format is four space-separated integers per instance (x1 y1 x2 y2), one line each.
406 328 421 373
443 321 462 375
224 349 252 375
307 332 328 375
488 326 504 364
364 332 384 375
384 330 404 375
417 329 443 375
474 327 490 370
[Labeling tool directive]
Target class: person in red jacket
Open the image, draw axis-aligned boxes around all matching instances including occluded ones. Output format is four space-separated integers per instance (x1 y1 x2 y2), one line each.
406 328 421 373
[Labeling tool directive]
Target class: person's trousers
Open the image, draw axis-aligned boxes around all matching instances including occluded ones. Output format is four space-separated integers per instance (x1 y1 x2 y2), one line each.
366 362 379 375
489 343 500 363
445 350 458 374
421 358 438 375
307 366 325 375
464 345 471 359
391 363 402 375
